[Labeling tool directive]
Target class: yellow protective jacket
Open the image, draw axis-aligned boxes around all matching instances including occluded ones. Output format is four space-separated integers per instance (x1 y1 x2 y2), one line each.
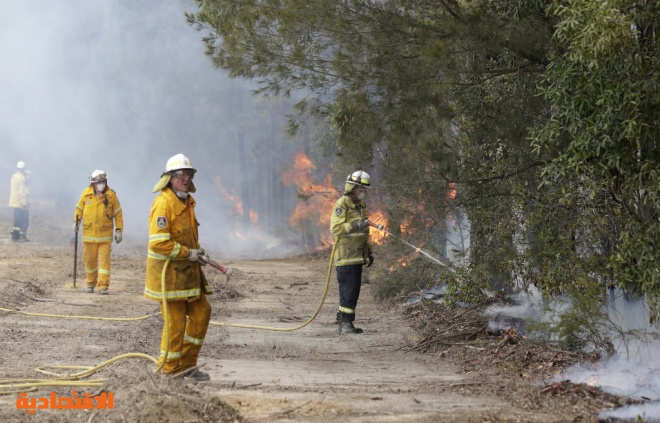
74 185 123 243
144 187 212 302
330 195 371 266
8 171 29 209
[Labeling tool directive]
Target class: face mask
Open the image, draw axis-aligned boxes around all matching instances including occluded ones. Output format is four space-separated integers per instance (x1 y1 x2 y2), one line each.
357 191 367 201
176 191 189 200
96 183 106 192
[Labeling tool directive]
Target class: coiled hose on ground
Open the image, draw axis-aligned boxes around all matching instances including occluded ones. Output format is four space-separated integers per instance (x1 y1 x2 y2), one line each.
0 243 337 393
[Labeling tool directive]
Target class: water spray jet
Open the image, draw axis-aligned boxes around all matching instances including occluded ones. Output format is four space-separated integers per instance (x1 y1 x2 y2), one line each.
366 220 455 271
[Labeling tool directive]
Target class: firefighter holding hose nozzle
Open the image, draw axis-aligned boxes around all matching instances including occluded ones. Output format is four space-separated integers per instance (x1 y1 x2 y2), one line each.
144 153 214 382
330 170 375 335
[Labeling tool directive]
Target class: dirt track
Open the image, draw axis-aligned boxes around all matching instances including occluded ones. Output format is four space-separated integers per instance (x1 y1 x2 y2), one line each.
0 210 600 422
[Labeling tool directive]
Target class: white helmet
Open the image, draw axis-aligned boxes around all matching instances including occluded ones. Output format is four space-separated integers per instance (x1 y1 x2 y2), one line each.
165 154 196 174
89 169 107 182
16 161 26 169
346 170 371 187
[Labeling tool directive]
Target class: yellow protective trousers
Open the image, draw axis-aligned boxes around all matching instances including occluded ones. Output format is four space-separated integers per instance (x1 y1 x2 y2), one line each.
83 242 112 290
157 294 211 374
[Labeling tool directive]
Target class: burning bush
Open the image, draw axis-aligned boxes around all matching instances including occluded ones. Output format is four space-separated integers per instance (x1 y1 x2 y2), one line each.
370 243 454 304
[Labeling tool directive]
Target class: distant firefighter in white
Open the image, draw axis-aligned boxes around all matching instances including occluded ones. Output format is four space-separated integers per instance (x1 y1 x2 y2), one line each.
8 161 30 242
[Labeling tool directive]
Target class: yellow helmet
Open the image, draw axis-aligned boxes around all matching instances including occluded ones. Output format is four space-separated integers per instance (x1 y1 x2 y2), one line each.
344 170 371 194
346 170 371 187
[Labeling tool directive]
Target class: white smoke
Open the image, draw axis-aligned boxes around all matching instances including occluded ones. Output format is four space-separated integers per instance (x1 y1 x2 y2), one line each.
0 0 314 259
546 290 660 420
482 286 660 420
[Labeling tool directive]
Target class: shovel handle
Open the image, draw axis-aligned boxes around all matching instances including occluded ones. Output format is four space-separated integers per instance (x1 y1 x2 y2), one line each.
73 216 80 287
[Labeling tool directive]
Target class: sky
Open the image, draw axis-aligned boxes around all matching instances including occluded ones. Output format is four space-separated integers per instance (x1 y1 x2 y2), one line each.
0 0 312 258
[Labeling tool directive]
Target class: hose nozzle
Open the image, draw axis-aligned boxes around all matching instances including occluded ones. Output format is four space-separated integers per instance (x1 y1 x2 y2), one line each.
199 253 232 276
366 220 384 231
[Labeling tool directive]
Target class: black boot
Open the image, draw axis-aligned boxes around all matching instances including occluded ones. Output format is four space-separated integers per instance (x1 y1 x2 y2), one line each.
338 316 363 335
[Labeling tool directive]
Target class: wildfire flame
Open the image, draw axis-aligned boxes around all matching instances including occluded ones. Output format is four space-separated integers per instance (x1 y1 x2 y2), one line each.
368 210 387 245
388 249 420 272
447 182 457 201
214 176 259 239
281 152 335 247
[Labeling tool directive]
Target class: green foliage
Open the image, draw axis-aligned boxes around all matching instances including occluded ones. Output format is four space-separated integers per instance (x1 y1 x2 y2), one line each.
530 0 659 316
530 301 614 355
371 258 437 303
443 266 490 306
187 0 659 322
524 278 652 356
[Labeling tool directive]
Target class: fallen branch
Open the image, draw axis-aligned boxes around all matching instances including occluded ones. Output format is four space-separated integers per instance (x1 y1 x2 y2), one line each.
268 401 312 418
497 334 513 348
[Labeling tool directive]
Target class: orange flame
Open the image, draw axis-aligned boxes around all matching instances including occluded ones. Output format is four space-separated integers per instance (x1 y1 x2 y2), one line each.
388 250 419 272
281 152 335 247
447 182 457 201
215 177 244 217
249 209 258 225
214 176 259 240
388 242 425 272
368 210 387 245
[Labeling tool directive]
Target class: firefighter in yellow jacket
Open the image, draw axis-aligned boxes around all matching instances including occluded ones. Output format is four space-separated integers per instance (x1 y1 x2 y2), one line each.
145 153 212 382
330 170 375 335
74 170 123 295
8 161 30 242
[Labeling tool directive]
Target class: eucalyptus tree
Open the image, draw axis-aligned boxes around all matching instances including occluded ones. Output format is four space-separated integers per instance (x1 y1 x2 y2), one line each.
185 0 659 323
185 1 550 256
530 0 659 318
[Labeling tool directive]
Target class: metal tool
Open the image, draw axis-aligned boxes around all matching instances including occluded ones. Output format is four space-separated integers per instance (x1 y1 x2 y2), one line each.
66 217 80 288
199 252 232 276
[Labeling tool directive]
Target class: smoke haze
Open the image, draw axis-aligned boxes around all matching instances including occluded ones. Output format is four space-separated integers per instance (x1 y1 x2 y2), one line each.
1 0 320 258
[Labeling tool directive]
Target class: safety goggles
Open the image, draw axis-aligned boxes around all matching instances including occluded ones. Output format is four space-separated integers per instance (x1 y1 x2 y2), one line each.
172 169 195 181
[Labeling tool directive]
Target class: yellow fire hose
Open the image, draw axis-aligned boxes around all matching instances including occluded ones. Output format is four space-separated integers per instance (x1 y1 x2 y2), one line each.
209 242 336 331
0 244 337 394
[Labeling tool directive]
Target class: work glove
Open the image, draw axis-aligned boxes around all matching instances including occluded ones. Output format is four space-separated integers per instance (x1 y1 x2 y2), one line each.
114 231 123 244
188 248 202 262
197 249 209 266
353 218 368 231
367 253 375 268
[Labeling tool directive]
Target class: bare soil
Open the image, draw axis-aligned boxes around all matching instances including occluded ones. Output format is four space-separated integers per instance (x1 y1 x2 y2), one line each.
0 209 636 422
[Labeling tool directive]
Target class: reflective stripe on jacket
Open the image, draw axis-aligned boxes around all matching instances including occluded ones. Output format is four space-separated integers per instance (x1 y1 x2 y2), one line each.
330 195 371 266
144 187 212 302
8 171 29 209
74 185 123 243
